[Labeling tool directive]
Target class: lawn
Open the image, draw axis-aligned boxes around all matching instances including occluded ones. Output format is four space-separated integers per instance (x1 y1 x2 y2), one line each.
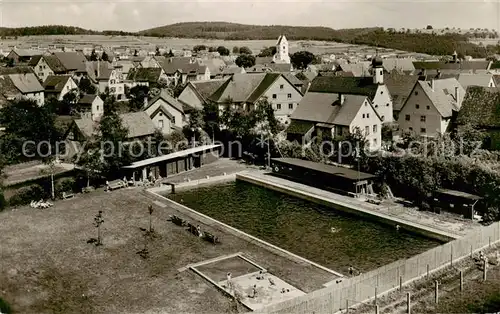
0 188 334 313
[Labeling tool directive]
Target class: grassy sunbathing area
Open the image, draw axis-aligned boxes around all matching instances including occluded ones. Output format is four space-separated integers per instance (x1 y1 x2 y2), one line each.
0 188 335 314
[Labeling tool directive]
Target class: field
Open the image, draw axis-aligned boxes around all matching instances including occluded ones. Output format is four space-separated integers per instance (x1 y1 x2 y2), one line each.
0 188 336 313
0 34 405 56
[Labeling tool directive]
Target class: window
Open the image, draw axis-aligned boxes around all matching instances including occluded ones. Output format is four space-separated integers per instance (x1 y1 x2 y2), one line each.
415 91 418 95
66 86 70 90
367 113 370 118
420 128 426 133
409 127 413 131
172 116 176 124
373 125 377 133
38 65 42 71
426 105 430 110
287 93 292 99
379 70 382 75
337 127 342 136
277 103 281 110
375 105 378 108
380 90 384 94
110 79 115 84
416 104 420 109
381 115 385 121
280 84 284 90
288 103 293 109
386 103 389 107
420 115 426 122
405 115 410 121
373 138 377 146
96 105 99 111
365 126 370 135
159 120 164 129
159 113 163 116
272 94 277 99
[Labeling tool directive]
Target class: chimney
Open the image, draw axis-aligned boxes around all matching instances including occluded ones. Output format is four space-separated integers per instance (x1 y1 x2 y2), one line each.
455 86 460 106
431 79 435 91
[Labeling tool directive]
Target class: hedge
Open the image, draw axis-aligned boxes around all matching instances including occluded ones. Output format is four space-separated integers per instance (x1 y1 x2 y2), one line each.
8 184 46 207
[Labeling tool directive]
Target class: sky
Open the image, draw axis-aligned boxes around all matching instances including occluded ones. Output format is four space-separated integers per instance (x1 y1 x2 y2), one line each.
1 0 500 32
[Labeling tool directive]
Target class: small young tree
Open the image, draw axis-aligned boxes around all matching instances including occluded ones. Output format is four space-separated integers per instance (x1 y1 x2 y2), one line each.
94 210 104 246
148 204 154 233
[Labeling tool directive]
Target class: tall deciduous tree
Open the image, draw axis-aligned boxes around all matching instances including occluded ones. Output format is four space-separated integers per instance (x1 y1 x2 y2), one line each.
101 51 109 61
239 46 252 55
0 99 60 164
90 49 98 61
127 85 150 112
290 51 316 69
235 54 256 68
217 46 230 56
232 46 239 54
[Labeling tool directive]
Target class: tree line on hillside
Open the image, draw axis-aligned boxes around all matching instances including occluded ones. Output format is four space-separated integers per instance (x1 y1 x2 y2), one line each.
0 25 135 37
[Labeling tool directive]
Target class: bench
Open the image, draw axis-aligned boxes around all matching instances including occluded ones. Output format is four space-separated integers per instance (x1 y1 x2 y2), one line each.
82 186 95 193
106 180 125 191
62 191 74 199
203 232 219 244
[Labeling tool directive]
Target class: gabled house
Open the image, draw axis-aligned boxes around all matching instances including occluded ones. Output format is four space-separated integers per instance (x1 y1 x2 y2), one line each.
43 75 78 101
397 78 465 137
0 73 45 106
177 78 228 111
77 94 104 122
52 52 88 80
6 49 40 64
220 66 246 78
201 58 227 78
161 57 210 85
382 58 415 75
307 57 394 123
456 86 500 150
287 92 382 150
115 59 137 77
126 67 168 87
139 56 166 69
144 90 185 134
384 72 419 118
65 111 157 158
86 61 125 99
457 73 496 90
207 73 303 124
413 59 492 77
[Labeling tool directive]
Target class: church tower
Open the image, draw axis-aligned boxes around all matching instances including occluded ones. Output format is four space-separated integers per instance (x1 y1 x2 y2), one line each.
272 35 291 64
372 56 384 84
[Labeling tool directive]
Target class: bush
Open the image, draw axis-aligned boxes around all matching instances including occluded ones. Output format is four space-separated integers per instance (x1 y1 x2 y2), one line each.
9 184 45 206
55 178 76 198
0 297 12 314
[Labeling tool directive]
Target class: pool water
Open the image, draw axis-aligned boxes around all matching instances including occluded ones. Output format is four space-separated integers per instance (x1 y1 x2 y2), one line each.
167 181 441 273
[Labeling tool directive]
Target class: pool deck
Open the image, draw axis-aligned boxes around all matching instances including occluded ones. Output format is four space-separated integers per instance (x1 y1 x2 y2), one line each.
236 171 476 242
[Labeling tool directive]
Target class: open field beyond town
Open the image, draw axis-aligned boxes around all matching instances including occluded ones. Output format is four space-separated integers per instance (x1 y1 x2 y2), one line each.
0 34 406 56
0 188 336 314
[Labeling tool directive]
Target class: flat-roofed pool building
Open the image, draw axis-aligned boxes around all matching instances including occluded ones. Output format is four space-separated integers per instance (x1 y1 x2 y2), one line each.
271 157 376 196
122 144 222 181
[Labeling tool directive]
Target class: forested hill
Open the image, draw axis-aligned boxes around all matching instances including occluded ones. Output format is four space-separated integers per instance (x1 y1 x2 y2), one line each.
139 22 379 42
0 25 134 37
140 22 489 57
